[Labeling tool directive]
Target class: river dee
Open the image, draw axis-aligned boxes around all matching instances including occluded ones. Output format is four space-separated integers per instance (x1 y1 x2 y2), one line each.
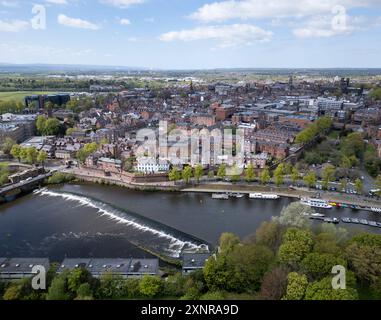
0 183 380 261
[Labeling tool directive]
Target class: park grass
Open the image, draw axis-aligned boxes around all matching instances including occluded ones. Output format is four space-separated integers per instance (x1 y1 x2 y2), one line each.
0 91 57 103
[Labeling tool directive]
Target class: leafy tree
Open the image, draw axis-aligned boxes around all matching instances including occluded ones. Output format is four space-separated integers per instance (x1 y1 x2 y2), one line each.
341 155 352 169
278 228 314 265
345 233 381 282
341 133 365 159
194 164 203 183
371 87 381 100
207 244 274 293
259 266 289 300
77 142 98 164
295 117 332 145
305 277 358 300
314 233 342 255
322 164 335 189
273 202 313 229
1 137 16 155
301 253 347 279
354 178 363 194
122 278 141 299
97 272 124 299
76 283 94 300
260 168 271 185
370 277 381 300
36 115 47 135
219 233 240 254
230 164 241 183
274 163 285 187
375 175 381 196
67 267 93 294
291 167 299 184
46 271 71 300
182 166 193 183
319 224 349 245
139 276 162 298
303 171 317 188
252 220 284 252
169 167 181 182
163 273 187 298
217 164 226 180
37 150 48 165
245 163 255 182
25 147 38 164
283 272 308 300
10 144 22 161
0 164 10 186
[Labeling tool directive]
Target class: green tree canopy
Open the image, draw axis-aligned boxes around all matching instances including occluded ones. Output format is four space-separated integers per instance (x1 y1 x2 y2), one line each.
139 276 163 298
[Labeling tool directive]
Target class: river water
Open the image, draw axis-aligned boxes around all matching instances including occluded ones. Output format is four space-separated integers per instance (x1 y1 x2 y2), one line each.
0 183 380 261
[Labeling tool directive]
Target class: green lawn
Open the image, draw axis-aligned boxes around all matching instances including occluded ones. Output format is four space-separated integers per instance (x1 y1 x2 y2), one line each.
0 91 56 103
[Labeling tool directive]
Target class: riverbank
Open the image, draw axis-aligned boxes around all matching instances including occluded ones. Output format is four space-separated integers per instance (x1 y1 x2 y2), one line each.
63 166 381 209
182 183 381 209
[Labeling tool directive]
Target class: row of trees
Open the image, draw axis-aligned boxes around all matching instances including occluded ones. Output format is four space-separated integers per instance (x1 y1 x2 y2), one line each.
10 144 47 165
295 117 333 145
0 100 24 114
1 203 380 300
167 162 364 193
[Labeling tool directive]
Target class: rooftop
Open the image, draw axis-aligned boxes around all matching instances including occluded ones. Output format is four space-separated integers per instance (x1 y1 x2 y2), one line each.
0 258 50 274
182 253 211 269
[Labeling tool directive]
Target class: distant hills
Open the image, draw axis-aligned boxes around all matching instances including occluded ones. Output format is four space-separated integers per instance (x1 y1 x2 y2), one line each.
0 63 150 74
0 63 381 76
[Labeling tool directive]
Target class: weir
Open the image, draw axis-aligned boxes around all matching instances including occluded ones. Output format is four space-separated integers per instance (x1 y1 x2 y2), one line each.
34 188 211 258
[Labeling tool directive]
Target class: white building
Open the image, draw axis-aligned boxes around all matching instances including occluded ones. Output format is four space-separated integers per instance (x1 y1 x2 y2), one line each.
135 157 170 173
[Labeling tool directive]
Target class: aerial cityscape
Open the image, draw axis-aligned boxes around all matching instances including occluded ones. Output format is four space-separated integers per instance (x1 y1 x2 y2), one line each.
0 0 381 307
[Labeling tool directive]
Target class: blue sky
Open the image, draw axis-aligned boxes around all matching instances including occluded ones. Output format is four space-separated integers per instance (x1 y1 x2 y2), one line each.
0 0 381 69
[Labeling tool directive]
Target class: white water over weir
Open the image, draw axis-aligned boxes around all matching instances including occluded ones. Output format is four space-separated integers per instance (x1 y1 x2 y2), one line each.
34 188 209 258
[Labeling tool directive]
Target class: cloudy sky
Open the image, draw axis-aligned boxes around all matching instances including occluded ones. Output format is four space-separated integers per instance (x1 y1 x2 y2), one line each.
0 0 381 69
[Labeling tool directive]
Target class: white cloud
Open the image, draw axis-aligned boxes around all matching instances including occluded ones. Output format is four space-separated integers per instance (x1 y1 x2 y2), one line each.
0 1 19 7
190 0 380 22
57 14 100 30
120 18 131 25
293 15 368 38
159 24 273 48
0 19 29 32
100 0 145 8
45 0 68 4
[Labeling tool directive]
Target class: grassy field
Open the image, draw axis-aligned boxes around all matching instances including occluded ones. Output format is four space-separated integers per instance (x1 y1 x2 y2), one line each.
0 91 56 103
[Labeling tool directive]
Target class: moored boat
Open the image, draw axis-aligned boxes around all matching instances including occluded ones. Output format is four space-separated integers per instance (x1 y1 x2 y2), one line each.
300 198 333 209
228 193 245 198
249 193 279 200
212 193 229 200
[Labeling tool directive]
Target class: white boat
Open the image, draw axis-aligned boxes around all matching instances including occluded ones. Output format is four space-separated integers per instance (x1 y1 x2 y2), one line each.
302 212 325 218
370 207 381 213
300 198 333 209
212 193 229 200
249 193 280 200
229 193 245 198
